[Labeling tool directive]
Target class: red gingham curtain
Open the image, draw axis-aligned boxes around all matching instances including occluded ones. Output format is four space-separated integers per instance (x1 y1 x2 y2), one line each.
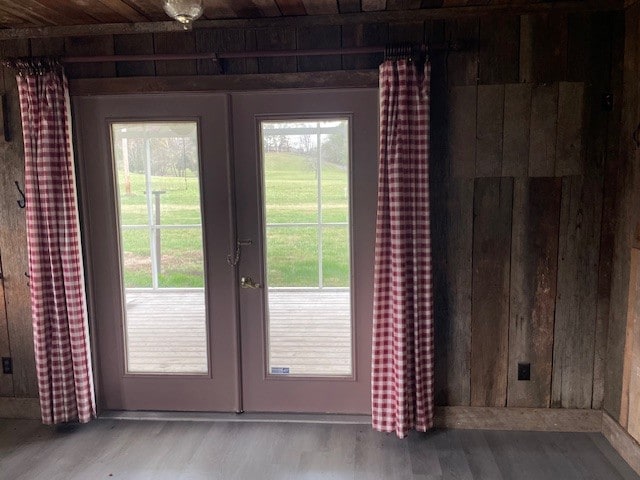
371 59 434 438
14 60 95 424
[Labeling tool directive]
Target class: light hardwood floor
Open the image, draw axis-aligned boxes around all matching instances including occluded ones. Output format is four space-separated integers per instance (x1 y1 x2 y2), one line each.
1 418 638 479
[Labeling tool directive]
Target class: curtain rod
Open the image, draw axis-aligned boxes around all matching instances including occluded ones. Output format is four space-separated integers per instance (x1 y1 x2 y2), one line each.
60 44 457 63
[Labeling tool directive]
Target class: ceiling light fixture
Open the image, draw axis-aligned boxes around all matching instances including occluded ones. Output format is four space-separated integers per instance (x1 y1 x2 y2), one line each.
163 0 203 30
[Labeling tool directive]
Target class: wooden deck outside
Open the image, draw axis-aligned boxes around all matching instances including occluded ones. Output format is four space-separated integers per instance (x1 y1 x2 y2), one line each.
124 289 352 376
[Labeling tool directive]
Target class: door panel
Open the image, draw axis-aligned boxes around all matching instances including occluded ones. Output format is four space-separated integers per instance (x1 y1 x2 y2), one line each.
74 95 239 411
232 89 378 413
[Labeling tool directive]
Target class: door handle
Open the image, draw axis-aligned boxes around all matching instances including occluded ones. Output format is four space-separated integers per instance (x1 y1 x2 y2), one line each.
240 276 261 289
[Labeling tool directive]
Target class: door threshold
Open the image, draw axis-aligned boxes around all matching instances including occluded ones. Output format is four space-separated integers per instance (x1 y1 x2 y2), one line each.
98 410 371 425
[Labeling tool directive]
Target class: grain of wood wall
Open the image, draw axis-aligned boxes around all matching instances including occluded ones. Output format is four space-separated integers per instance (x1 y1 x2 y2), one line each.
605 2 640 444
0 10 624 411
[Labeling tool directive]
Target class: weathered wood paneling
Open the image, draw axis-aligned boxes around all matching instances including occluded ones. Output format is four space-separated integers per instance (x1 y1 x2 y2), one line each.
29 37 65 56
555 82 585 176
296 25 342 72
475 84 504 177
566 13 590 82
502 83 531 177
254 27 298 74
438 406 602 432
0 251 13 396
387 21 424 44
433 179 474 406
507 177 561 408
605 3 640 422
470 177 513 407
195 29 249 75
64 35 116 78
114 33 155 77
552 175 602 409
621 249 640 440
448 85 477 178
528 83 558 177
69 71 379 95
0 397 40 418
627 313 640 441
341 23 387 70
153 32 197 76
587 12 621 411
444 18 479 86
0 39 38 398
519 13 568 83
620 250 640 428
301 0 339 15
478 15 519 84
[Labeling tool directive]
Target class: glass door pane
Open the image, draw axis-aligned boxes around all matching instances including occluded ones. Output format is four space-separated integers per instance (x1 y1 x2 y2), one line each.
111 122 207 375
261 119 352 377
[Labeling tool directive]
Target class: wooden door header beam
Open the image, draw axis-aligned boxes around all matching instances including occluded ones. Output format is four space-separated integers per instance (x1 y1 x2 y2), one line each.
0 0 623 40
68 70 380 96
60 44 454 64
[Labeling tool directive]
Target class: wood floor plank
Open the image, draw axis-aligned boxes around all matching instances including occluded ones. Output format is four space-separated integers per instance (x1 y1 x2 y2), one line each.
432 429 474 480
485 430 564 480
458 430 503 479
1 420 638 480
408 431 442 476
558 432 628 480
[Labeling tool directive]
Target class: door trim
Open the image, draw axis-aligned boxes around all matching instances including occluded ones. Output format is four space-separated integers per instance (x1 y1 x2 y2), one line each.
72 88 378 414
73 93 239 412
232 88 379 414
68 71 379 96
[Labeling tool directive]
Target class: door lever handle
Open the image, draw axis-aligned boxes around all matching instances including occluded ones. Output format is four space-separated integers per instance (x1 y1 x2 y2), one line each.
240 276 261 289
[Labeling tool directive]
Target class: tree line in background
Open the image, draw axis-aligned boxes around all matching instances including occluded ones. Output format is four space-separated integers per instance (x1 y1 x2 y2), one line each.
263 122 349 167
113 123 349 182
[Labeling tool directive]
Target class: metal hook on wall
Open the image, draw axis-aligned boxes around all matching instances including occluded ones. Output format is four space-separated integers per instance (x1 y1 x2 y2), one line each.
633 122 640 150
15 181 25 208
24 272 30 287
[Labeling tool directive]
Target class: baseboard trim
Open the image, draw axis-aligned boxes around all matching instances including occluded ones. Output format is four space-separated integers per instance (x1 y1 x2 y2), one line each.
0 396 40 419
602 412 640 476
100 410 371 424
435 406 602 432
100 407 602 432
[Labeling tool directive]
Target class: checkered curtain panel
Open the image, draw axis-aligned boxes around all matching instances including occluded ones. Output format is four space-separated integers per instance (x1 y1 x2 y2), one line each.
372 60 435 438
16 63 95 424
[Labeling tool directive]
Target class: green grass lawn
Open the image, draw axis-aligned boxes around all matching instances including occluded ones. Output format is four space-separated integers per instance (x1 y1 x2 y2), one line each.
118 151 350 288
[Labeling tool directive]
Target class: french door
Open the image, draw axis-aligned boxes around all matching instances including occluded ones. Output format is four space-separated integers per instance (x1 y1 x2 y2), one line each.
73 89 378 414
233 90 378 413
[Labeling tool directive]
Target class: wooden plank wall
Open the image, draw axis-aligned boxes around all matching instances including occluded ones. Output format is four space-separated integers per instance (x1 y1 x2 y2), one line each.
428 12 621 410
0 11 623 411
605 2 640 445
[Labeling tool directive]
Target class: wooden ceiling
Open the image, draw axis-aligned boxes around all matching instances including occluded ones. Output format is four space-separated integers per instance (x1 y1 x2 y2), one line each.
0 1 610 29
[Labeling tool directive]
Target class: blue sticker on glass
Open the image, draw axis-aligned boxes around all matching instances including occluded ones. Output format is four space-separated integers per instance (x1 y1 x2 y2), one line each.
271 367 290 375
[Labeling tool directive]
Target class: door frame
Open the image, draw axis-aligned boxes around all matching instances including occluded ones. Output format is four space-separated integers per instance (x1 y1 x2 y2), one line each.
73 88 378 415
73 93 240 412
232 89 379 414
